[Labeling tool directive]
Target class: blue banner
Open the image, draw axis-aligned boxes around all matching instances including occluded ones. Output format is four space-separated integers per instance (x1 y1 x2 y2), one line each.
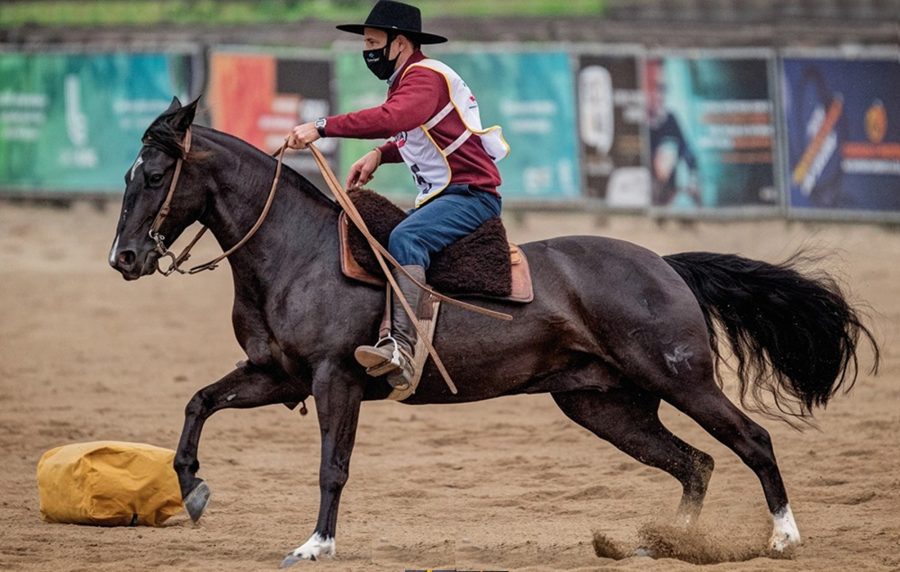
782 56 900 213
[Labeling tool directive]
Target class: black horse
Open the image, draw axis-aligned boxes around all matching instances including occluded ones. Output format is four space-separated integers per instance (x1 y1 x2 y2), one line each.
109 98 877 566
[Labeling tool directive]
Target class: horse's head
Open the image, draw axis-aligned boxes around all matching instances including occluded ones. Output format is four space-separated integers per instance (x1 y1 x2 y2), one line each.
109 96 207 280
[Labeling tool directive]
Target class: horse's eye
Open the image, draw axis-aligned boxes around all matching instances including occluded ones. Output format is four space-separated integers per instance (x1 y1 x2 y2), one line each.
149 173 164 185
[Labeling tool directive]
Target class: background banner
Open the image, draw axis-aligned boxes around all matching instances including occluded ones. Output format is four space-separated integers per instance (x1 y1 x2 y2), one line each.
781 56 900 214
576 51 648 207
208 49 337 188
644 53 780 209
335 48 580 202
0 51 192 194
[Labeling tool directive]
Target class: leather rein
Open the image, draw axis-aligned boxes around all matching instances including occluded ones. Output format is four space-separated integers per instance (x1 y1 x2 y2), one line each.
148 127 288 275
147 128 512 394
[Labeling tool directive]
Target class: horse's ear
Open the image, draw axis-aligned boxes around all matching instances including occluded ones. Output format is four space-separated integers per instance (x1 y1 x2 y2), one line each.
171 95 201 132
165 96 182 114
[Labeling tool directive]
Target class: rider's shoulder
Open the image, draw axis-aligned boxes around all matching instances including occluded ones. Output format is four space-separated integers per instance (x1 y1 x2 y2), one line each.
400 62 448 88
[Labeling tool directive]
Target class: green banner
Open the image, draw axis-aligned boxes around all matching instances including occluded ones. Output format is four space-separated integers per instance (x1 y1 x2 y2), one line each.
336 49 580 201
0 51 190 193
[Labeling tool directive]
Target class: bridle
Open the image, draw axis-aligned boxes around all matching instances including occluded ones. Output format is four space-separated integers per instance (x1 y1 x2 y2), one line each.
148 127 288 276
144 126 512 395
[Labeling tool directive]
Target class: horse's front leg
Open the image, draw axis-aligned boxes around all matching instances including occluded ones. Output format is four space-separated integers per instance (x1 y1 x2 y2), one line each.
174 363 306 521
282 362 363 566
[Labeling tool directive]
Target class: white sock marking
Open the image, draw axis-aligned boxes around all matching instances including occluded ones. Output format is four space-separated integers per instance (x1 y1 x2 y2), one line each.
291 532 335 560
769 503 801 551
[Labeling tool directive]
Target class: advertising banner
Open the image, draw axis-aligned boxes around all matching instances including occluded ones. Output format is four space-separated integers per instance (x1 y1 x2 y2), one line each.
208 49 337 187
576 50 647 207
782 55 900 215
644 52 780 210
335 48 580 202
0 50 192 194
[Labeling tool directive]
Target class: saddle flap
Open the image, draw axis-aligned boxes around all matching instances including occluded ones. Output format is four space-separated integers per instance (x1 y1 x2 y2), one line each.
507 244 534 303
339 212 384 287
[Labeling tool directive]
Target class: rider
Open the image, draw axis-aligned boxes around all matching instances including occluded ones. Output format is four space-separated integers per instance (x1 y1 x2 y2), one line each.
287 0 508 390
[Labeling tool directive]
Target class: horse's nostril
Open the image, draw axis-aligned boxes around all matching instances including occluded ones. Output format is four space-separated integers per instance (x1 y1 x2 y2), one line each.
117 250 136 267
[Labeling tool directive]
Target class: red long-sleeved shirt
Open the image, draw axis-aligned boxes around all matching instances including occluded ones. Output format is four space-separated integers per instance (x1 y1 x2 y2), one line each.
325 50 502 195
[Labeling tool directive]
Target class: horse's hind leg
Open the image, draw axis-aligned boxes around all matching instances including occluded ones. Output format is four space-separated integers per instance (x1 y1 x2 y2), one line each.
174 363 306 521
661 382 800 551
552 388 714 525
608 297 799 551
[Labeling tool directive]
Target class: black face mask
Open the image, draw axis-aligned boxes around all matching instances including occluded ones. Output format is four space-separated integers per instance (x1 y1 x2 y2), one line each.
363 35 398 81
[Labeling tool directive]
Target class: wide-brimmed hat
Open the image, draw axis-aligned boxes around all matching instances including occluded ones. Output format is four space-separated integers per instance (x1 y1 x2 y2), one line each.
336 0 448 45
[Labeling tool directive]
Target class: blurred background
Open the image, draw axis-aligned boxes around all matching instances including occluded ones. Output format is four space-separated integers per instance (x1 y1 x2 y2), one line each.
1 0 898 220
2 6 898 570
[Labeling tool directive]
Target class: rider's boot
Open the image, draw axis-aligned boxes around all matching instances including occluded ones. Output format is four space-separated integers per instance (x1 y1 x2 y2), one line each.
354 265 425 390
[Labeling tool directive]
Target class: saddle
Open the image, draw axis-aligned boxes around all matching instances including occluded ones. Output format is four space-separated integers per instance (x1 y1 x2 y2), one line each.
338 189 533 303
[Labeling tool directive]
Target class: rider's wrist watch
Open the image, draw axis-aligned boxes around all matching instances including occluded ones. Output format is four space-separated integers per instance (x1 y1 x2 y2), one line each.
315 117 327 138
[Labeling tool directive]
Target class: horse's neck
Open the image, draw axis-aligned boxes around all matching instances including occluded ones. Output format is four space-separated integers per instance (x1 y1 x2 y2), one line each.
198 129 339 286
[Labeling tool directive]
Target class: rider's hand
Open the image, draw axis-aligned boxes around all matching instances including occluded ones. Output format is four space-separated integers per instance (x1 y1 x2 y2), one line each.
286 123 320 150
346 149 381 189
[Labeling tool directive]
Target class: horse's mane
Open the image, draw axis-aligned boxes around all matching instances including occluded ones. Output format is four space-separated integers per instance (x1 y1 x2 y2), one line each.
142 114 339 212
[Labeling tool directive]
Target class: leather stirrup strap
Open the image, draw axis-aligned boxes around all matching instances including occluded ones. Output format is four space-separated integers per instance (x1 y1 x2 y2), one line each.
308 143 467 394
378 285 392 340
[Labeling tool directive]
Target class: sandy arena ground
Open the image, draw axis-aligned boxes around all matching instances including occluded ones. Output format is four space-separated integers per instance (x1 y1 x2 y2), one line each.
0 201 897 571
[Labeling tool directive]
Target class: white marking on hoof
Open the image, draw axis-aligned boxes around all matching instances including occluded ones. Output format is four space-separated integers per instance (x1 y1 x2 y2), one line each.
769 504 801 552
281 533 335 567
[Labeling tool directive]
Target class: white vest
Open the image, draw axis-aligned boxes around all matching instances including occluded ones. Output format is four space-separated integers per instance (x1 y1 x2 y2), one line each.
393 59 509 208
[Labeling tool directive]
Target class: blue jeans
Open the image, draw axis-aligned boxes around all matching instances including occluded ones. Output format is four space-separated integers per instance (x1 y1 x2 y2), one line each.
388 184 502 268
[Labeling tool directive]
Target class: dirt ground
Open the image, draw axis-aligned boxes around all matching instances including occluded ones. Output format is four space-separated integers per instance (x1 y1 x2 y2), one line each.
0 201 897 571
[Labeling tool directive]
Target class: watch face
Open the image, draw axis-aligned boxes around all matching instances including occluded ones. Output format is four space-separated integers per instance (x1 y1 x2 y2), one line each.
316 118 326 127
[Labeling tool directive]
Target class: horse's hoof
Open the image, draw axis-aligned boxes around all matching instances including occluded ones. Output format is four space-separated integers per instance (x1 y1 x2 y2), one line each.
769 505 801 553
184 481 211 522
280 553 314 567
634 547 656 558
768 531 800 553
280 533 335 566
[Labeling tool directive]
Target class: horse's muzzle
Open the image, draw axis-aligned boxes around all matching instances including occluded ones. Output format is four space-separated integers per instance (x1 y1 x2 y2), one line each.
109 243 158 280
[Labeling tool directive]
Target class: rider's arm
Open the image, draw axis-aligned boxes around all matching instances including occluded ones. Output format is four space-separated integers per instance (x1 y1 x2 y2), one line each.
324 67 442 140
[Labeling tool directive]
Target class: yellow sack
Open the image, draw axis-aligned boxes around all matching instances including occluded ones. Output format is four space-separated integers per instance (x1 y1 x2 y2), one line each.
37 441 183 526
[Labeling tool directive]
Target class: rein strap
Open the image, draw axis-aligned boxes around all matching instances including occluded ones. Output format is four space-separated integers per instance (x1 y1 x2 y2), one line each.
147 131 512 395
150 128 288 276
307 143 514 396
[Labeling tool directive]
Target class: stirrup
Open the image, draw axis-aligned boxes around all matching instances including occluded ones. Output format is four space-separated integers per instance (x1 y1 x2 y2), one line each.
359 336 404 377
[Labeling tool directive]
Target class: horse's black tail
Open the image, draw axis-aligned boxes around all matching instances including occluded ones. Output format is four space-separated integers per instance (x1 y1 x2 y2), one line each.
663 251 879 423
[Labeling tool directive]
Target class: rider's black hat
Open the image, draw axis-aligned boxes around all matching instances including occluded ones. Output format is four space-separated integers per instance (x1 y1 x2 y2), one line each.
336 0 448 45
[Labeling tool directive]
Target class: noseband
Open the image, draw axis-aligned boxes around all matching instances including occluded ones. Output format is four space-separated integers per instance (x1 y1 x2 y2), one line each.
147 127 288 275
